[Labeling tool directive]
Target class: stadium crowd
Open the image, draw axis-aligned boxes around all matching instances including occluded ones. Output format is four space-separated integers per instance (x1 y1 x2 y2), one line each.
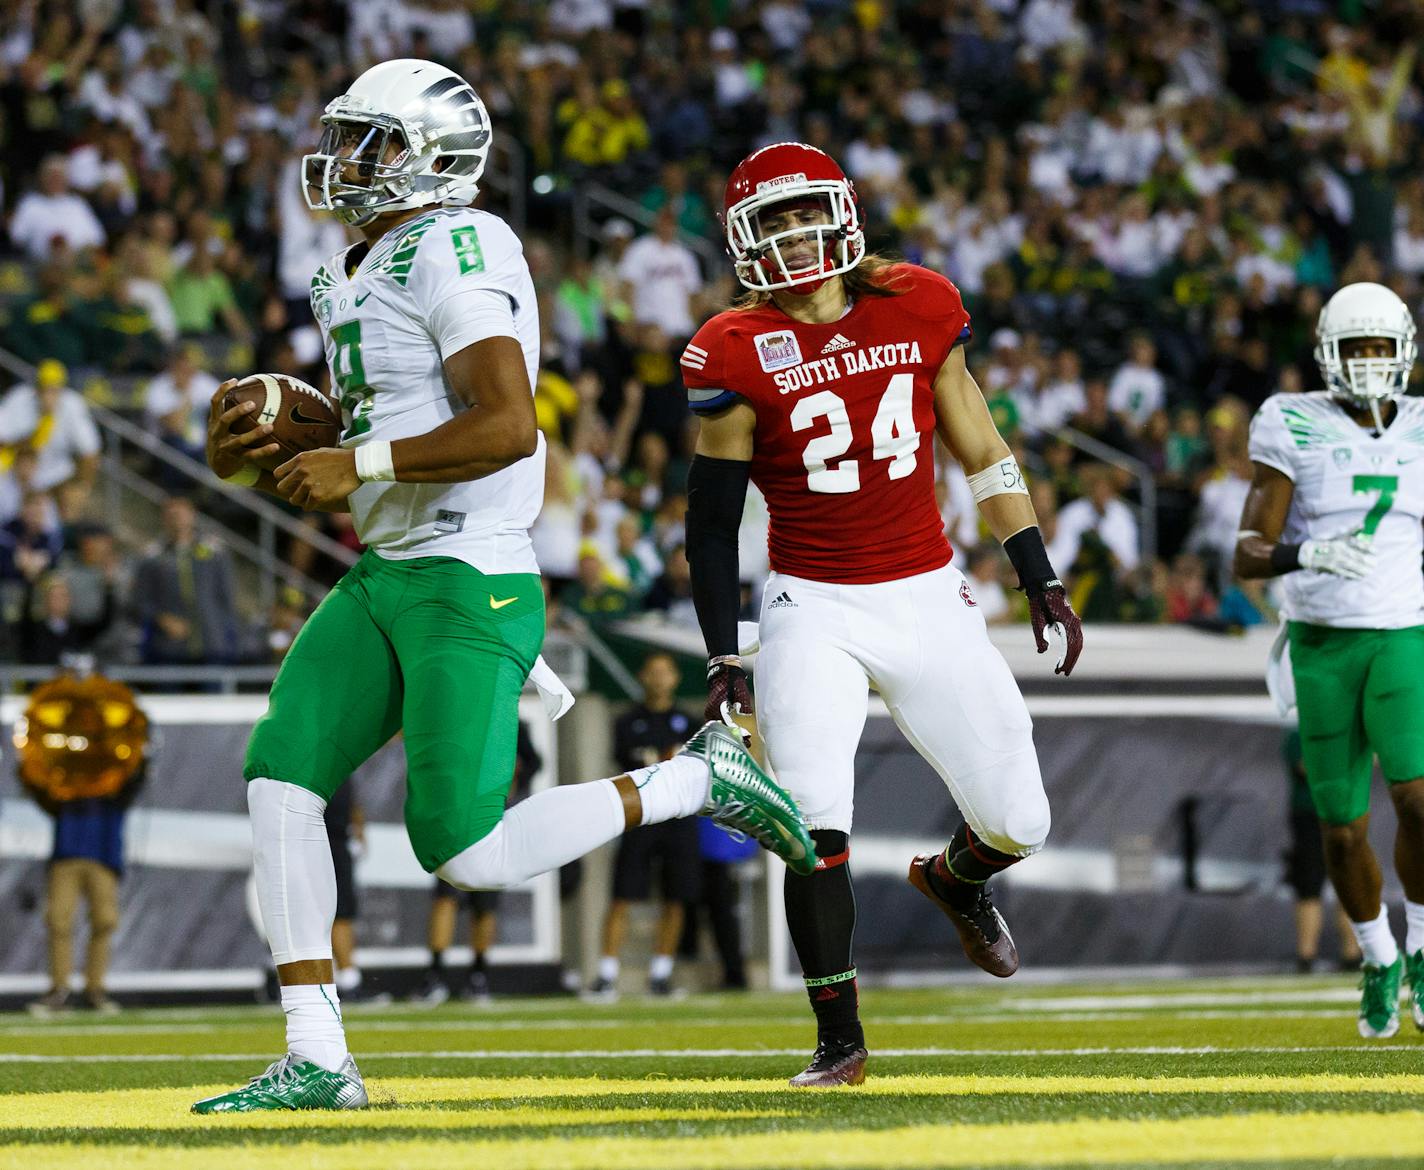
2 0 1423 663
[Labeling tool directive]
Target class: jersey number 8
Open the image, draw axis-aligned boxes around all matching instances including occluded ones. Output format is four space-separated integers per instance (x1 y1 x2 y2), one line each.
792 373 919 494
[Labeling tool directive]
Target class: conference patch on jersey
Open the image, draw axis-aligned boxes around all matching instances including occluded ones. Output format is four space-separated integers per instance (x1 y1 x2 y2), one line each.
755 331 803 372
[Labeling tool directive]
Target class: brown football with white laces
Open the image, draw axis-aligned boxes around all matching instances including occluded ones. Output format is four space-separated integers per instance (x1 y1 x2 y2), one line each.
222 374 342 470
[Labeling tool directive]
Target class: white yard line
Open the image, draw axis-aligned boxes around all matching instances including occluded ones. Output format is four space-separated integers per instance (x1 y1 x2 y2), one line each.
0 1044 1418 1064
0 1006 1368 1040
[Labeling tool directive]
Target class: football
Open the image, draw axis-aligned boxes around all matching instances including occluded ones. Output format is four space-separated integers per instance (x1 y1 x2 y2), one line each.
222 373 342 470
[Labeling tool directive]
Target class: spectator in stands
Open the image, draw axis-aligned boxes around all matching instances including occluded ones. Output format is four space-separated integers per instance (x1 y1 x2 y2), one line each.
643 543 697 628
7 154 106 260
1109 334 1168 435
639 161 714 241
587 652 699 999
1052 464 1141 577
1068 379 1138 463
18 570 114 664
1164 552 1219 625
167 236 251 341
617 207 703 340
130 494 238 665
144 344 220 467
0 360 101 502
6 266 94 370
1 491 64 585
560 545 633 630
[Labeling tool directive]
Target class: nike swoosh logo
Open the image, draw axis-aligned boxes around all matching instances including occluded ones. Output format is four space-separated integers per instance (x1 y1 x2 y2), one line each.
1400 456 1418 465
289 403 333 427
489 596 518 610
354 292 372 306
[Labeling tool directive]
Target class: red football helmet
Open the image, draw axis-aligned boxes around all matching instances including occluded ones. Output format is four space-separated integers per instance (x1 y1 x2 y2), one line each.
722 142 865 293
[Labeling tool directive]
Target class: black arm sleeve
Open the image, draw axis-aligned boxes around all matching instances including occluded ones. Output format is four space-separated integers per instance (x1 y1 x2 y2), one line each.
685 454 751 658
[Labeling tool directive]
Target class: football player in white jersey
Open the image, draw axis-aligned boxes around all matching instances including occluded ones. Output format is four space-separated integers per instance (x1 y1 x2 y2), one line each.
195 59 813 1113
1236 282 1424 1038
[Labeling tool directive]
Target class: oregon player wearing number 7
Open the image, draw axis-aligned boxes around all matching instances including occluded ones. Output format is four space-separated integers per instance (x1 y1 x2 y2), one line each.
681 142 1084 1087
1237 281 1424 1040
194 61 815 1114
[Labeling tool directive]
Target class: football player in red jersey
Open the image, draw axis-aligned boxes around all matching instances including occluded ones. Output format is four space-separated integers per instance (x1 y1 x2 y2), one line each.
682 143 1084 1087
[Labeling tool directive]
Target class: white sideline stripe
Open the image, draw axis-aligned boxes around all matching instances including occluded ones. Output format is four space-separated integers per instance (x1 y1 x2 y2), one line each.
0 1006 1366 1039
0 1044 1416 1064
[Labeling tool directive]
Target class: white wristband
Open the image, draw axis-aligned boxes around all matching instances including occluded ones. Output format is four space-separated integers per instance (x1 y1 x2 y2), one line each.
221 464 261 487
967 457 1028 503
354 440 396 482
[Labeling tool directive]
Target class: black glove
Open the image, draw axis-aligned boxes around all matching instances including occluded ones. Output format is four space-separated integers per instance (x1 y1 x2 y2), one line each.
1003 526 1083 677
705 654 754 723
1026 580 1084 677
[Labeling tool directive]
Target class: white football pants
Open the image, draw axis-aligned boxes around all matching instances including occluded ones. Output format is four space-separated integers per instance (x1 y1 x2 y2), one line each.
754 562 1050 856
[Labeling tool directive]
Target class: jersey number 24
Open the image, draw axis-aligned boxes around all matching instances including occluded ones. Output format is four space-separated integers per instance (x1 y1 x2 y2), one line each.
792 374 919 493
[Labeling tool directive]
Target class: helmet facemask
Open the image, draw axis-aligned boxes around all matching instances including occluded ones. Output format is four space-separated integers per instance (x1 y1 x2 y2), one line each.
1316 330 1416 431
726 181 864 292
304 115 417 227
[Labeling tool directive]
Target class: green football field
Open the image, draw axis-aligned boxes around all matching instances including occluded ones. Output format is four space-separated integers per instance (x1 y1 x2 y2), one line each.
1 975 1421 1169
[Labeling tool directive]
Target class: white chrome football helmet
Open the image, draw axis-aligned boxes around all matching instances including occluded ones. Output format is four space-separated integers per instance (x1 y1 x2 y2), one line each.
303 59 491 227
1314 282 1416 423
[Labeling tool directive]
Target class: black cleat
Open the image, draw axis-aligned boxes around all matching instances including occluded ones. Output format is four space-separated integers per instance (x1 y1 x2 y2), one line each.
788 1039 868 1087
908 854 1019 977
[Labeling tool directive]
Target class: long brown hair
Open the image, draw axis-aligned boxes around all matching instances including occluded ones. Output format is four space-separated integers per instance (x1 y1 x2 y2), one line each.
730 252 910 311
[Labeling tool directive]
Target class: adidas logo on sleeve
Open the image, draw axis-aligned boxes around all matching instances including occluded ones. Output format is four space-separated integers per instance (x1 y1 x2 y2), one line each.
768 591 797 609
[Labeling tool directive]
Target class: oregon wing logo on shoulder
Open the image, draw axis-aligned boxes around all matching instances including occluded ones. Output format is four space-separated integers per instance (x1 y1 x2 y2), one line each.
755 331 803 373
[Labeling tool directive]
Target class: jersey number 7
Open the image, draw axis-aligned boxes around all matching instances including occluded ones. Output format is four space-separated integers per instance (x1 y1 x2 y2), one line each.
1353 474 1398 536
792 374 919 493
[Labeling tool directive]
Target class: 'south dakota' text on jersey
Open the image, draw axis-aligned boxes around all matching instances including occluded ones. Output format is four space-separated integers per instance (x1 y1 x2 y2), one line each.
772 340 925 395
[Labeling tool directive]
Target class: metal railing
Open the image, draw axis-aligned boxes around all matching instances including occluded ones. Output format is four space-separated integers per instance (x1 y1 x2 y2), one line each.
1060 425 1159 564
571 181 722 270
0 344 357 614
0 633 589 697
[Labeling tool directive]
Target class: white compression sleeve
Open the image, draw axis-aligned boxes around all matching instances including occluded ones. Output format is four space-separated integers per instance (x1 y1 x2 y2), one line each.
248 777 338 966
437 778 626 891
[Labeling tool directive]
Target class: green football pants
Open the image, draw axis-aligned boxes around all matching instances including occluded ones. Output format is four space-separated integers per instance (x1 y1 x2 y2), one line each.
245 552 544 871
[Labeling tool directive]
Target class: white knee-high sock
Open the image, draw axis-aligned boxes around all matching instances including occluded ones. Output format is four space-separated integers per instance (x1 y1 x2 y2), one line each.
247 778 339 966
1349 905 1400 967
1405 900 1424 956
630 757 710 826
281 983 348 1072
438 778 627 890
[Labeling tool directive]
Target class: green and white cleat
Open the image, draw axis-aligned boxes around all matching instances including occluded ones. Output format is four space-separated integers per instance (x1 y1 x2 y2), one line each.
1357 956 1403 1039
192 1053 368 1113
1405 949 1424 1032
680 720 817 876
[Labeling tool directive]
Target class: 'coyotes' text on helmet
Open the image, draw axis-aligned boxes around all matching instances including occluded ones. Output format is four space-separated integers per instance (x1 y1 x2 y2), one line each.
722 142 865 293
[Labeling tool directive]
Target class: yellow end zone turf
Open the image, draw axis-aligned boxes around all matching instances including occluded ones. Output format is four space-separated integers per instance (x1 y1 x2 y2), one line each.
9 1073 1424 1130
2 1110 1423 1170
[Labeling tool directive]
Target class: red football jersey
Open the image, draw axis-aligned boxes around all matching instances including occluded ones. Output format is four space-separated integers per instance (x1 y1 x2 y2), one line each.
682 264 971 584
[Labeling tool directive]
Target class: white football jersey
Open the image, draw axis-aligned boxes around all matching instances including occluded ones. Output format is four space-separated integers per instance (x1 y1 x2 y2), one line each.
310 207 544 575
1248 391 1424 628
